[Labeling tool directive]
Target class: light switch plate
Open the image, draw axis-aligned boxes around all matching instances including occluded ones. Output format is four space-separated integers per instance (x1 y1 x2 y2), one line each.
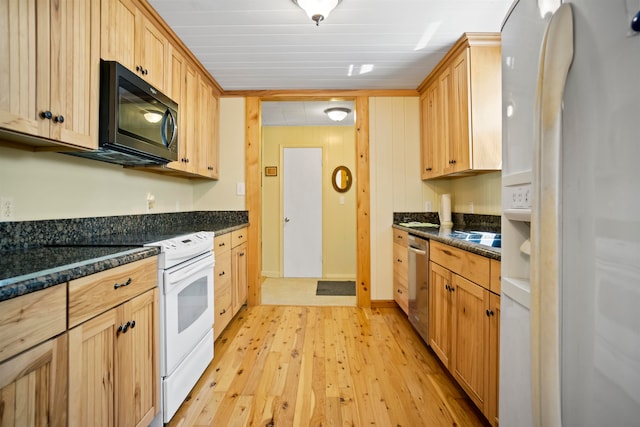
236 182 245 196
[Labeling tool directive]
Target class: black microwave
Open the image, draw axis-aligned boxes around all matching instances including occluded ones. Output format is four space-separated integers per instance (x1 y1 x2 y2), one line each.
70 60 178 166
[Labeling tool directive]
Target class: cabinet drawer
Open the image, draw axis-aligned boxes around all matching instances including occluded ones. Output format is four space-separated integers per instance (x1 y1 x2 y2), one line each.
393 243 408 286
214 233 231 254
393 229 408 245
231 228 248 247
0 285 67 363
430 241 490 288
214 279 232 340
215 249 232 289
394 281 409 314
490 259 501 294
68 257 158 328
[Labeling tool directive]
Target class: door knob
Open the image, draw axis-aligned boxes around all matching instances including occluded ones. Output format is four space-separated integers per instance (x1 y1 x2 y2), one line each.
284 217 290 222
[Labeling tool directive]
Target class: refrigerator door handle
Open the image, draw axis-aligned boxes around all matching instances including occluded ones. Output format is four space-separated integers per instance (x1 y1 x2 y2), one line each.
530 4 574 427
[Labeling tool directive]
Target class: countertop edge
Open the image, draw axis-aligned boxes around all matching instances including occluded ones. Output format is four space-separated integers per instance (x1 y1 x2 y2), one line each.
392 224 501 260
212 224 248 236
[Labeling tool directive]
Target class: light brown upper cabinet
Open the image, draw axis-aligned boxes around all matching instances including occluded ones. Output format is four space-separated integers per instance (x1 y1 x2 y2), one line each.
199 76 220 179
0 0 100 150
101 0 169 92
418 33 502 179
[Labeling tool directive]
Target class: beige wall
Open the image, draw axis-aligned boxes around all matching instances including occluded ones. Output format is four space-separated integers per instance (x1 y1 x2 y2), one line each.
194 98 247 211
261 126 356 279
0 98 246 221
369 97 501 300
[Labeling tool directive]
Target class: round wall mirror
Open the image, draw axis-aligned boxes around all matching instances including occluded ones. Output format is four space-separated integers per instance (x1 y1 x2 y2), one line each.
331 166 352 193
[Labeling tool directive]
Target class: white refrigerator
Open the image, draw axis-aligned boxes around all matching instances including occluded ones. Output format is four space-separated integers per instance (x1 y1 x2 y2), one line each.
500 0 640 426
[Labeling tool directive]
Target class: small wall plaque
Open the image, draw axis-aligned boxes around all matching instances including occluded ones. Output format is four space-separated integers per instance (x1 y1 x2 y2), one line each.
265 166 278 176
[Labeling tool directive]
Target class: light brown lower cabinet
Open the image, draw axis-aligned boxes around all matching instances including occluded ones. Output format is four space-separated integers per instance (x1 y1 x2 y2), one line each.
392 229 409 314
232 240 248 314
429 241 500 426
214 227 249 340
0 333 68 426
68 288 159 427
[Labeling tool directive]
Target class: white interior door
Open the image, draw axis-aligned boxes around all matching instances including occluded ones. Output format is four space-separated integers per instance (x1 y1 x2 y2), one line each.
283 147 322 277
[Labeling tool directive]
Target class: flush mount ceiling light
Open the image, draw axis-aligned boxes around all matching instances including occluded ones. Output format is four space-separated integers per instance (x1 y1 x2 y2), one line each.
324 107 351 122
292 0 342 26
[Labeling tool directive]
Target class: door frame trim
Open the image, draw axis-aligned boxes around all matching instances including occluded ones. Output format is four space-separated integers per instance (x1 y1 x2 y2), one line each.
244 95 371 308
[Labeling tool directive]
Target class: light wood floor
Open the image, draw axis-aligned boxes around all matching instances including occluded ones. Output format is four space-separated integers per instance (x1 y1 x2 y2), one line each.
261 277 356 307
168 305 489 427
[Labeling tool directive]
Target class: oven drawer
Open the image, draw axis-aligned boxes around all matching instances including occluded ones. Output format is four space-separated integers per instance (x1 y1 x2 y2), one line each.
68 256 158 328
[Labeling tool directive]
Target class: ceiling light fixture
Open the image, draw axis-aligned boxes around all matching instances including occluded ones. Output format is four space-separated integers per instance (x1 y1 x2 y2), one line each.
324 107 351 122
292 0 342 26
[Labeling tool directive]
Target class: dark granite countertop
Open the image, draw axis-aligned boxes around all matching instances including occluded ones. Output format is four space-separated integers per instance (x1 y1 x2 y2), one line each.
0 211 249 303
0 246 160 302
393 224 501 260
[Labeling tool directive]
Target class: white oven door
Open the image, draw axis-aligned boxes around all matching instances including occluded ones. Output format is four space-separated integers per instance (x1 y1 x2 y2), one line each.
162 251 214 376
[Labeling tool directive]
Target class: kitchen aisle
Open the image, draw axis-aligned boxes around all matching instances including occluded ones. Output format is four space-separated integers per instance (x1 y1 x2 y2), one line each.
261 277 356 306
168 305 488 426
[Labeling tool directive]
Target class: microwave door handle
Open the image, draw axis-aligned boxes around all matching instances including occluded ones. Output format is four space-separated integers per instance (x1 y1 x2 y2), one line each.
167 109 178 148
161 109 178 148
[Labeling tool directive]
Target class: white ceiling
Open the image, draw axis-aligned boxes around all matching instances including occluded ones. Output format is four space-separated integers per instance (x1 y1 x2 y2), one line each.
147 0 513 125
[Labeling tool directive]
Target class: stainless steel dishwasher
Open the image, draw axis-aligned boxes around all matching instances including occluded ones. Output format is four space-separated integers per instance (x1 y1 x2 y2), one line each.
408 234 429 344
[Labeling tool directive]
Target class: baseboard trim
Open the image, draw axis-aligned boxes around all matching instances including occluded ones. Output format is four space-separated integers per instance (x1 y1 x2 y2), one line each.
371 300 398 309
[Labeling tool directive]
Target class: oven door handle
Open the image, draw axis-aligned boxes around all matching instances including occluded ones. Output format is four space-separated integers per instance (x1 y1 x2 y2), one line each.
166 253 214 284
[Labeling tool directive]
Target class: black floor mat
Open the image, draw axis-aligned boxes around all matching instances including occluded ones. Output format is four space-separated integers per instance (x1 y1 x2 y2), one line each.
316 280 356 296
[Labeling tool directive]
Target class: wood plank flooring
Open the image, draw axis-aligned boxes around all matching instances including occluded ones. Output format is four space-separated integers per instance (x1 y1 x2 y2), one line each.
168 305 489 427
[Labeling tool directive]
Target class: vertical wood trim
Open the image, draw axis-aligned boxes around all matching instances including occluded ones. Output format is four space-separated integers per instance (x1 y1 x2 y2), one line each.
355 96 371 308
245 97 262 306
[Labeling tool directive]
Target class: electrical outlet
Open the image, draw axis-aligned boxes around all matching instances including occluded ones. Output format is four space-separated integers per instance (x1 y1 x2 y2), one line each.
425 201 432 212
469 202 475 213
1 197 14 220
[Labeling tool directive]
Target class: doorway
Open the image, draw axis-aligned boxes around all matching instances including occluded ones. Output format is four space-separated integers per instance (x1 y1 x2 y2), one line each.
283 147 323 277
245 96 371 307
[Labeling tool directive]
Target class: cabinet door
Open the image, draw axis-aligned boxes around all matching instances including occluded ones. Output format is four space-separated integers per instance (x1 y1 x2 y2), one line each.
420 82 438 179
232 242 248 314
101 0 137 72
0 0 45 138
181 63 199 173
437 67 452 176
487 293 500 427
48 0 99 148
449 49 471 173
196 76 213 176
137 14 168 91
0 334 67 427
118 289 159 427
451 273 490 412
429 262 452 367
202 82 220 179
68 309 118 427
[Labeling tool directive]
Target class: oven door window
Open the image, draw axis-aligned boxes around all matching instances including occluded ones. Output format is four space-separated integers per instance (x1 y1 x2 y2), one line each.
177 277 208 333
